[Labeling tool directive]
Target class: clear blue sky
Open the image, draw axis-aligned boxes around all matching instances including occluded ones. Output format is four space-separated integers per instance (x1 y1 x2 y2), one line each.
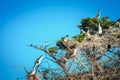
0 0 120 80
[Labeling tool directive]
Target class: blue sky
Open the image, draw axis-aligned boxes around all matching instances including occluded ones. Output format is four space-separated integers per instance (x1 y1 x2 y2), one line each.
0 0 120 80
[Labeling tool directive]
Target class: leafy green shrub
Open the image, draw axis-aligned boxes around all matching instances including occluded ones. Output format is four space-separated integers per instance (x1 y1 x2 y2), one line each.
48 46 58 53
72 33 87 42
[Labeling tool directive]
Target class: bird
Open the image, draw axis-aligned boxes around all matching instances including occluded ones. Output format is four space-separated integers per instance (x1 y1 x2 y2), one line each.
32 55 44 74
116 21 120 28
63 35 69 42
98 23 102 34
96 9 101 20
81 29 86 35
87 29 90 36
73 48 78 57
70 47 79 58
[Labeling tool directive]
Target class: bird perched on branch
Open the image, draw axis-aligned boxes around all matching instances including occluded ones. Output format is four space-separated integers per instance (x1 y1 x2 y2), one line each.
62 35 69 42
96 9 101 20
26 56 44 80
32 56 44 74
116 18 120 28
81 29 86 35
87 29 90 36
98 23 102 34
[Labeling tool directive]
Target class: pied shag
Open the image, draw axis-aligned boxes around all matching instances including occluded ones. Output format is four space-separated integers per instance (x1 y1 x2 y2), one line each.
32 55 44 74
98 23 102 34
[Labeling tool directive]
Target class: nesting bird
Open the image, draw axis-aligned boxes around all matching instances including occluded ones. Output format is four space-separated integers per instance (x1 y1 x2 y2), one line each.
116 18 120 28
87 30 90 36
32 56 44 74
116 21 120 28
63 35 69 42
98 23 102 34
81 29 86 34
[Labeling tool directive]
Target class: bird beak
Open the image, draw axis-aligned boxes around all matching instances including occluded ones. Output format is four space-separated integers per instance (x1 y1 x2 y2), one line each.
38 56 44 63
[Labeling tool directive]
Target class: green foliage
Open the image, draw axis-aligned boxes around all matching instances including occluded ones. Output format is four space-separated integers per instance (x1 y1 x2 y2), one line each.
78 17 99 32
72 33 87 42
100 16 115 29
56 40 66 49
48 46 58 53
57 40 63 43
78 16 115 34
56 40 63 47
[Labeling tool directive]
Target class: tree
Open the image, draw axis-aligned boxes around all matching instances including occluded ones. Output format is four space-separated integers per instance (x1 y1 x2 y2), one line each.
77 17 99 34
77 16 115 35
18 11 120 80
100 16 115 29
23 27 120 80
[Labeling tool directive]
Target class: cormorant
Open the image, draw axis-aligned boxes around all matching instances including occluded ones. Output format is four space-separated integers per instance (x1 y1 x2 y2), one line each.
96 9 101 20
116 18 120 28
87 30 90 36
98 23 102 34
63 35 69 42
81 29 86 35
32 56 44 74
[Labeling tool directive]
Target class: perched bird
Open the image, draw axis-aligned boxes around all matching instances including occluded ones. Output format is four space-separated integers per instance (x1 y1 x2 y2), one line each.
96 9 101 20
72 48 78 57
81 29 86 35
98 23 102 34
116 18 120 28
63 35 69 42
32 56 44 74
87 30 90 36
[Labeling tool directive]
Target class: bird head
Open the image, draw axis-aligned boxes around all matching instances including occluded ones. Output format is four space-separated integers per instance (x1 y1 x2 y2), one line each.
35 55 44 65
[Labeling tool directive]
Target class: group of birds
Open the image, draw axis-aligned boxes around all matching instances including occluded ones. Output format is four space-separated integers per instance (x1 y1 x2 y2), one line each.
58 9 103 64
81 9 120 36
81 9 102 36
62 35 79 58
27 9 120 80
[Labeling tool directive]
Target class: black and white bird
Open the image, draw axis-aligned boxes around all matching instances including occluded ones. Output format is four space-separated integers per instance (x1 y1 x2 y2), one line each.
32 55 44 74
116 18 120 28
63 35 69 42
96 9 101 20
87 30 90 36
81 29 86 35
